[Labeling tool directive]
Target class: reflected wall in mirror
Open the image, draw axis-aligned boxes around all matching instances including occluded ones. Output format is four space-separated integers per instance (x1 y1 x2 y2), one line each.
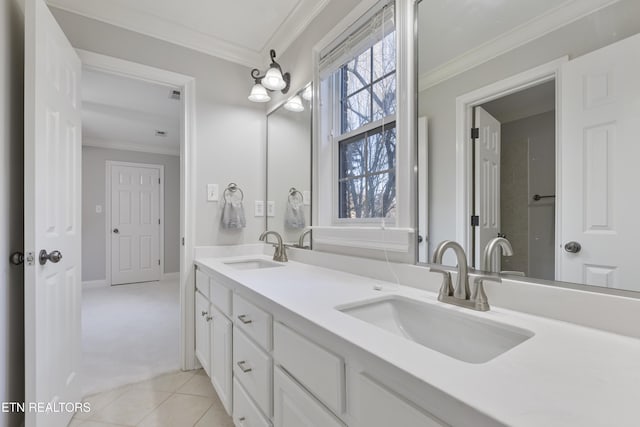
417 0 640 292
266 84 313 247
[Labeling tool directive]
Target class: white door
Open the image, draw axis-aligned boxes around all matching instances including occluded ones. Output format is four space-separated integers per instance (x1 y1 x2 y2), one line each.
24 0 82 425
417 116 429 263
559 33 640 290
110 164 161 285
474 107 501 270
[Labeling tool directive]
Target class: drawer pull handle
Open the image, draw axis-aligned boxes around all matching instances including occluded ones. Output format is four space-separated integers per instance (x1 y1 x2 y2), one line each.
201 310 208 317
206 315 213 322
239 417 246 421
237 360 252 373
237 314 252 324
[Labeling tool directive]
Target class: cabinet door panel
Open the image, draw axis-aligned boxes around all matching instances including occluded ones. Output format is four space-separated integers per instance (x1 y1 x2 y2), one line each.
195 291 211 375
211 307 232 415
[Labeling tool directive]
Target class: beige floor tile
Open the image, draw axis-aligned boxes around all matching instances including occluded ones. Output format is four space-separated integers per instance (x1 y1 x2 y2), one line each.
132 371 195 393
194 399 234 427
70 420 127 427
90 388 172 426
137 394 213 427
194 369 207 377
80 386 132 419
176 374 216 398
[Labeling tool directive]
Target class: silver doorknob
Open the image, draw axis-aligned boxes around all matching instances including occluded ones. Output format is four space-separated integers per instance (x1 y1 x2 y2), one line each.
39 250 63 265
564 241 582 253
113 228 119 234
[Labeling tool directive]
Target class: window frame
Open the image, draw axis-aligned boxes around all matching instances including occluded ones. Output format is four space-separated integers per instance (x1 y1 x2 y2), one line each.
330 36 398 225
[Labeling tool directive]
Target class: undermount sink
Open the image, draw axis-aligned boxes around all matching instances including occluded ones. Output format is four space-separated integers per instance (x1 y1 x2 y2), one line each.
338 296 533 363
223 259 284 271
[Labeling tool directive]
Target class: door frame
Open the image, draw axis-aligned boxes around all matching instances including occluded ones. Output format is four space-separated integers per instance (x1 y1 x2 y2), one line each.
454 57 566 269
105 161 165 285
78 49 198 370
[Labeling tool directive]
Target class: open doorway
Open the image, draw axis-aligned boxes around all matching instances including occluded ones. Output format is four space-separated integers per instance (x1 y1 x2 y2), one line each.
80 67 182 394
473 80 556 280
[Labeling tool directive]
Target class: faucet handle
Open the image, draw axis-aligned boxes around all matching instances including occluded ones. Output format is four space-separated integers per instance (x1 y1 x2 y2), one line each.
471 274 500 312
430 267 454 301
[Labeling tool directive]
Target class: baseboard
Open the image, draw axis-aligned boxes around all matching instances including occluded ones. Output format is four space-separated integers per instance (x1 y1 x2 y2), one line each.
83 279 108 288
162 272 180 281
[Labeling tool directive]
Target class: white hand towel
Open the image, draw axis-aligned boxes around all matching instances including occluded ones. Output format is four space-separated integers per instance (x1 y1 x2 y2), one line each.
285 199 305 229
221 199 246 229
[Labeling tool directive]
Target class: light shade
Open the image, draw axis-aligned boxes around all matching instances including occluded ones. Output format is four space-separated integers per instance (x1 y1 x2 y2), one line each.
301 85 313 101
284 95 304 112
248 83 271 102
262 67 286 91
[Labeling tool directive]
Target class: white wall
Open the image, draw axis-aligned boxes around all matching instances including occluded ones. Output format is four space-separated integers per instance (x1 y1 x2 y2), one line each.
418 0 640 256
0 0 24 425
82 146 180 282
50 7 268 248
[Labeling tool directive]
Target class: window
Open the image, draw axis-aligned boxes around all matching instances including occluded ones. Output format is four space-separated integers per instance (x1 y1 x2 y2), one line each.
321 4 396 221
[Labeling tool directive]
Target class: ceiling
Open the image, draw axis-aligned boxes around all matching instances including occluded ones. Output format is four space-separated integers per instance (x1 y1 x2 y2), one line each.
82 68 181 156
47 0 331 68
418 0 620 89
481 80 555 124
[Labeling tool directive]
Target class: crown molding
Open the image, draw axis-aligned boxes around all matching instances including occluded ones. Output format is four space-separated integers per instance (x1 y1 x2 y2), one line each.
48 1 263 68
83 137 180 157
264 0 331 60
418 0 620 92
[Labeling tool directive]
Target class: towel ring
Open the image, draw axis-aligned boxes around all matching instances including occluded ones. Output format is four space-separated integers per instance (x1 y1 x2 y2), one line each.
288 187 303 204
224 183 244 203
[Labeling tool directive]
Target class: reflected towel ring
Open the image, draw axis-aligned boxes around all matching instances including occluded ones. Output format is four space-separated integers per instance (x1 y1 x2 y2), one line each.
288 187 303 204
224 183 244 203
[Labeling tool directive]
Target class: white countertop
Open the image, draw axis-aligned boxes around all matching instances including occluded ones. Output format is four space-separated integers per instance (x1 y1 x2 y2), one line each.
195 255 640 427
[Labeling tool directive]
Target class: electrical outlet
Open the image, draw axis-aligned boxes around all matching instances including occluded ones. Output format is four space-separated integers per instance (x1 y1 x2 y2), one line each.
267 201 275 217
95 205 102 214
254 200 265 217
207 184 219 202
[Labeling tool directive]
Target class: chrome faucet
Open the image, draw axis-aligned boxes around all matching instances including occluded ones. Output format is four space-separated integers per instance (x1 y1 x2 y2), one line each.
482 237 513 272
430 240 498 312
297 228 312 249
259 230 288 262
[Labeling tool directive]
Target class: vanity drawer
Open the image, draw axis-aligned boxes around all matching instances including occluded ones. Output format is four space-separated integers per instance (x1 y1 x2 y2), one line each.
233 294 273 350
234 327 273 417
233 377 271 427
273 322 344 415
210 278 231 316
195 268 209 299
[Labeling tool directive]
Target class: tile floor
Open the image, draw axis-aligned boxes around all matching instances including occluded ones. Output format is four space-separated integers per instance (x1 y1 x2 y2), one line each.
69 369 235 427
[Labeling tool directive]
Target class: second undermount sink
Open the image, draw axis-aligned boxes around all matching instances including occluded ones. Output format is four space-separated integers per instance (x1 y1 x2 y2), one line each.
223 259 284 271
338 296 533 364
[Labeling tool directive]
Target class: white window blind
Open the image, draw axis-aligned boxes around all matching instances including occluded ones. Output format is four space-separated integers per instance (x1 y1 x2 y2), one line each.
319 1 395 79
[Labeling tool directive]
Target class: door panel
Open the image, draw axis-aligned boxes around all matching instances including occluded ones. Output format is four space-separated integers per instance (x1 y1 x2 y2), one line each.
559 33 640 290
24 0 82 425
474 107 501 269
111 164 160 285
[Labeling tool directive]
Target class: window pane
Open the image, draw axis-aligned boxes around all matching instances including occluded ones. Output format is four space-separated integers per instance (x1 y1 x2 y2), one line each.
339 178 365 219
366 172 396 218
342 89 371 133
367 127 396 174
344 48 371 95
372 31 396 81
372 74 396 121
339 137 365 178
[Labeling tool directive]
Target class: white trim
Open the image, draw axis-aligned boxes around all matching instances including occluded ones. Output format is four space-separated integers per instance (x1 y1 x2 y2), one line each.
454 57 567 263
83 137 179 157
82 279 107 288
105 161 165 286
80 50 197 371
162 272 180 281
418 0 620 91
49 1 331 68
312 226 414 253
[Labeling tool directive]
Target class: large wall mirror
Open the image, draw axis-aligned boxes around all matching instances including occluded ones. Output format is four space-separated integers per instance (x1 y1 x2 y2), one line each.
266 84 313 247
416 0 640 292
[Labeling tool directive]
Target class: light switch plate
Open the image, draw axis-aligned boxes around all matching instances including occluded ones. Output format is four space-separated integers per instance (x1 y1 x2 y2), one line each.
254 200 265 217
207 184 219 202
267 201 275 217
303 190 311 206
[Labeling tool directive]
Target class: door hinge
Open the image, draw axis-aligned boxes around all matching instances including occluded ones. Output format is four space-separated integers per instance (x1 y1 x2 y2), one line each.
158 259 161 266
471 215 480 227
181 237 185 246
471 127 479 139
158 219 161 225
158 178 160 184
